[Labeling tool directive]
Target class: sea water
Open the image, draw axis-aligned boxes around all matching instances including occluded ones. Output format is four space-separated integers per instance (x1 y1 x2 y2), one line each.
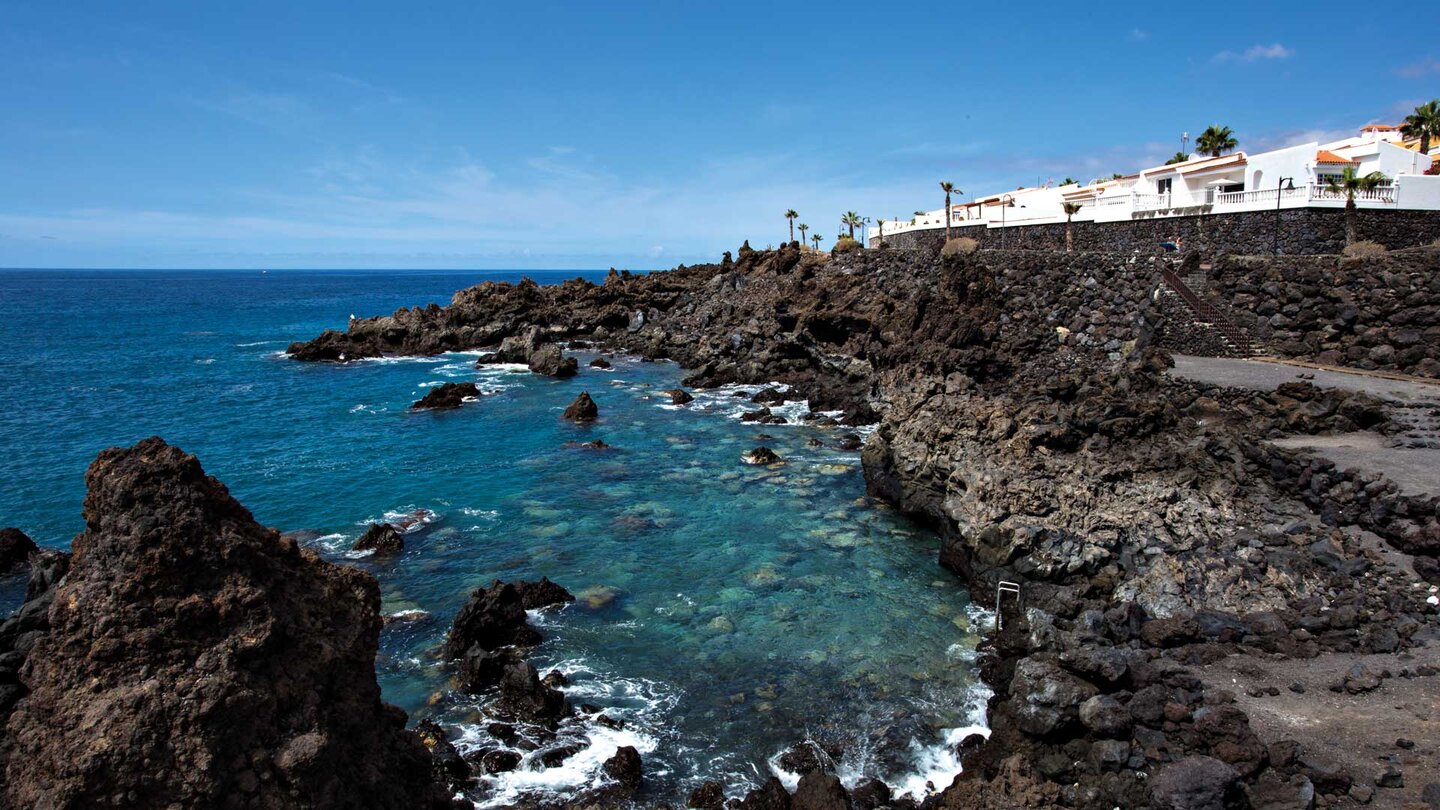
0 269 988 805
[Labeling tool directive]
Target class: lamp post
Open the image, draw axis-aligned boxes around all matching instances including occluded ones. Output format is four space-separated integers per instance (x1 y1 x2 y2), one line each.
1000 194 1014 249
1182 131 1189 159
1273 176 1295 256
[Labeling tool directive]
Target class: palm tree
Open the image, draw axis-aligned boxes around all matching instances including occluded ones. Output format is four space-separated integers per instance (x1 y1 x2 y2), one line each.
784 209 799 245
875 218 886 247
1060 177 1079 186
842 211 862 239
1062 202 1083 252
811 233 822 250
1325 166 1390 245
1196 125 1237 157
939 181 958 241
1401 100 1440 155
1164 151 1189 165
797 223 809 249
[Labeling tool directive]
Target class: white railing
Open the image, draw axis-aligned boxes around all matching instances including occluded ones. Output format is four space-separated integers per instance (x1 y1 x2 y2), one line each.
1309 185 1397 203
1213 186 1307 206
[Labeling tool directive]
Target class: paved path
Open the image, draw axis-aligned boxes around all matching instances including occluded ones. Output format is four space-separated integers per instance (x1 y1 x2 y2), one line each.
1168 355 1440 498
1170 355 1440 404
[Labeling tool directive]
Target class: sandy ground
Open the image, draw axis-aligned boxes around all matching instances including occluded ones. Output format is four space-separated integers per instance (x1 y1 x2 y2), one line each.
1169 355 1440 499
1192 642 1440 809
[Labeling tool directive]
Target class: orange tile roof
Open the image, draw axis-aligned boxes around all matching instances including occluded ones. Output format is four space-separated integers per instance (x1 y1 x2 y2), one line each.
1315 149 1356 164
1361 124 1398 132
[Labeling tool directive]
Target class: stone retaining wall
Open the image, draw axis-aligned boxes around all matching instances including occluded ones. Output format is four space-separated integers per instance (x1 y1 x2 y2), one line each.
876 208 1440 255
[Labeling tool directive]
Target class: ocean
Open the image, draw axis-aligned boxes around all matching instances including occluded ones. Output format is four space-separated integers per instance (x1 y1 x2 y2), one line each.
0 268 986 805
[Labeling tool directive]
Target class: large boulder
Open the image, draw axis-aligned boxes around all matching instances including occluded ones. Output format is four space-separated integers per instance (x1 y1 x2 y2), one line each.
1008 657 1099 737
410 382 481 411
496 659 566 722
0 528 38 574
791 770 850 810
1148 755 1241 810
1 438 459 809
353 522 405 554
442 581 543 659
528 344 578 377
563 392 599 421
511 577 574 610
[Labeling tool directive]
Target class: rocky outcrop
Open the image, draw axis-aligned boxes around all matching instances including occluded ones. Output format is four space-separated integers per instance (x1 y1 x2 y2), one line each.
0 548 69 719
411 381 481 411
285 244 1440 807
354 522 405 554
529 344 578 378
661 388 694 405
0 529 37 574
1 437 458 809
563 391 599 421
742 447 782 465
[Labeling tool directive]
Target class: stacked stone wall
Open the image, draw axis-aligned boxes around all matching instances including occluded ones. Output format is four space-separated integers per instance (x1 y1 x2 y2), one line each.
877 208 1440 255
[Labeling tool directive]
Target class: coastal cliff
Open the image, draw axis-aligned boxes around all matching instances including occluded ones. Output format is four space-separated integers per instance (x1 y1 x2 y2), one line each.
286 242 1440 807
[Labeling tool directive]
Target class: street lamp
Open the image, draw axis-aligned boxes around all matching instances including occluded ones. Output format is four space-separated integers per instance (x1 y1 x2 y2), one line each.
1273 176 1295 256
1000 194 1015 249
1182 131 1189 159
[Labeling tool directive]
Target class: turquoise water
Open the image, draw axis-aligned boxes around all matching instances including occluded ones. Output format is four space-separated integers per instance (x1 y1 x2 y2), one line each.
0 269 986 805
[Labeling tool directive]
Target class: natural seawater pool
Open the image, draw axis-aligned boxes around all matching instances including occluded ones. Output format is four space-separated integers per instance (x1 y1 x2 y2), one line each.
0 269 988 805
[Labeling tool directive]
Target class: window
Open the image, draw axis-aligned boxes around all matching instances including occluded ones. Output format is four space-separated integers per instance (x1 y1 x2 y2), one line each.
1157 178 1173 195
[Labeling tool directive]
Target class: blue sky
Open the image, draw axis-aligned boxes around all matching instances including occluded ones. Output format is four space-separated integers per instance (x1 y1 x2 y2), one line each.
1 1 1436 269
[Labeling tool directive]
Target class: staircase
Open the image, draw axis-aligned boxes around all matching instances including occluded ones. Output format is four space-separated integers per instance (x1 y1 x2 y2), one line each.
1157 265 1262 358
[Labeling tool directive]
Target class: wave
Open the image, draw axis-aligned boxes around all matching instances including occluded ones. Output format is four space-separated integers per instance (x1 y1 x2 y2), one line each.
235 340 282 347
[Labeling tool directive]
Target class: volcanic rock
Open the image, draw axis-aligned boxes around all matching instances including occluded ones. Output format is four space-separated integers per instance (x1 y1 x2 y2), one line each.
662 388 695 405
511 577 575 610
791 770 849 810
496 658 567 722
742 447 782 465
442 580 543 659
563 391 599 421
528 344 578 377
735 776 793 809
589 357 612 369
354 522 405 554
1148 756 1240 810
0 437 459 809
412 381 481 410
0 528 37 574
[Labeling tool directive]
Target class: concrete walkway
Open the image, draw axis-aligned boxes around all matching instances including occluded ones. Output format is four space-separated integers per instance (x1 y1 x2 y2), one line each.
1168 355 1440 498
1170 355 1440 404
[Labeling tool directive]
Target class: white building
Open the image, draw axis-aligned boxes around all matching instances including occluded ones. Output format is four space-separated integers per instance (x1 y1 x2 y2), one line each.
874 124 1440 241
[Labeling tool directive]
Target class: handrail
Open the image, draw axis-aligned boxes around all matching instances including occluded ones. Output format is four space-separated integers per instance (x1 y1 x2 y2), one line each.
1160 266 1254 356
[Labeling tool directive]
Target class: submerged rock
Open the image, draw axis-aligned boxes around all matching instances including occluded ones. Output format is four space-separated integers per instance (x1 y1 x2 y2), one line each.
589 357 613 369
354 522 405 554
411 381 481 411
0 528 37 574
563 391 599 421
1 437 459 809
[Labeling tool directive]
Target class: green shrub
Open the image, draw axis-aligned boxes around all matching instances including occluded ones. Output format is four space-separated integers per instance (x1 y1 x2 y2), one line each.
1342 240 1388 259
941 237 980 257
832 237 862 253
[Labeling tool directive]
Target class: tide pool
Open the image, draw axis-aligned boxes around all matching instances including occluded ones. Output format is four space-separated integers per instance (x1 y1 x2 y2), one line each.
0 269 986 805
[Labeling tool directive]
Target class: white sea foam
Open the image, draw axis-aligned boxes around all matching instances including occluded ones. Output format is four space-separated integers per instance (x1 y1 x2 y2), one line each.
455 661 674 809
194 358 216 365
887 682 994 800
235 340 282 347
459 507 500 519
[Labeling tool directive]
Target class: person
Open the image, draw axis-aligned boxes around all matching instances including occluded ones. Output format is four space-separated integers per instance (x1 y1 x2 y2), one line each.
1159 235 1182 253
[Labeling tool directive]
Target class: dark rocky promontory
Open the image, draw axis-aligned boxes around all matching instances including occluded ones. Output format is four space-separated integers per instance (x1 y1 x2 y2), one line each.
0 438 459 809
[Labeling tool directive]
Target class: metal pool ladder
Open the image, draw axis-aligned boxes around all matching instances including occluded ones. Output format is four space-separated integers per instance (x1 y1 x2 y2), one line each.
996 581 1022 630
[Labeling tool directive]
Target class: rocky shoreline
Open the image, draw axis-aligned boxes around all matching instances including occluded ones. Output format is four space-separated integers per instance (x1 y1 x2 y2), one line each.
3 243 1438 808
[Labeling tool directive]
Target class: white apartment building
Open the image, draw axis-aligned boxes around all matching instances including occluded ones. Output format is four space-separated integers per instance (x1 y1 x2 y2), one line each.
876 125 1439 240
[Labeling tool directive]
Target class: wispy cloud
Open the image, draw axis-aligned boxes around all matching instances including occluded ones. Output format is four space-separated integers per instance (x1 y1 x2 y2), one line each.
193 90 312 131
1396 56 1440 77
1212 43 1293 63
1129 28 1149 42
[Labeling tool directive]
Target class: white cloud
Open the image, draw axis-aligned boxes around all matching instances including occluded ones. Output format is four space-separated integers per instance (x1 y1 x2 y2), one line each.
1129 28 1149 41
1396 56 1440 77
1213 43 1293 63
